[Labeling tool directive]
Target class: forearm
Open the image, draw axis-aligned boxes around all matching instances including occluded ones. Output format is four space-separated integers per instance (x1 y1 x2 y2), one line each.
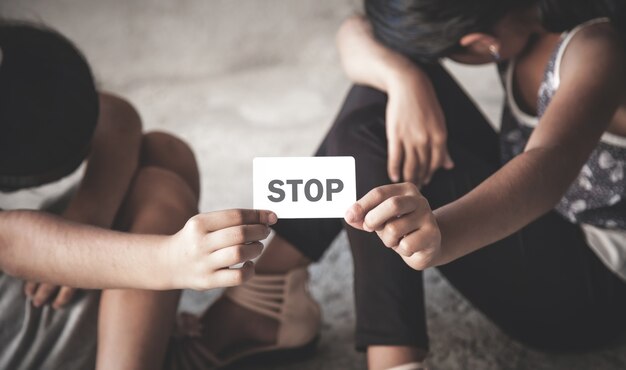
433 147 578 264
337 15 426 92
0 210 172 290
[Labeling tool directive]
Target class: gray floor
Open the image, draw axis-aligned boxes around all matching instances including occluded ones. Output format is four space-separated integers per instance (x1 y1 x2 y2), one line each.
2 0 626 369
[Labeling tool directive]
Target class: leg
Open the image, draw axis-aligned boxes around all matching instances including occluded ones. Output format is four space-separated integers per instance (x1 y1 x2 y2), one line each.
436 212 626 351
328 62 626 368
320 63 504 369
96 134 200 370
324 101 429 369
139 131 201 199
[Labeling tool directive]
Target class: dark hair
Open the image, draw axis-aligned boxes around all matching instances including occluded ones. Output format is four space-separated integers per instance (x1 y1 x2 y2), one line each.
540 0 626 33
0 22 99 190
365 0 626 63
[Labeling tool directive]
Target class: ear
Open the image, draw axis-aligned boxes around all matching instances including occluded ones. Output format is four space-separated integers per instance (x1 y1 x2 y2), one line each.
459 33 500 55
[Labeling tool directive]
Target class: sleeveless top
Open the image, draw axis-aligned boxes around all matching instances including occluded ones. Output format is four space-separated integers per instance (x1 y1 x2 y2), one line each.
500 18 626 280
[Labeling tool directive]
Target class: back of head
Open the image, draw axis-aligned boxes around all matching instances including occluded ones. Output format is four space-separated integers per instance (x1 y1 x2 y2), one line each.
365 0 626 63
539 0 626 33
0 22 98 191
365 0 531 63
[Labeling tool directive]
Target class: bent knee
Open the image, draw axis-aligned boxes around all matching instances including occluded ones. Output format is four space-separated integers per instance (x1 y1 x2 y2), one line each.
140 131 200 196
325 105 386 157
130 166 198 215
142 131 195 160
98 92 143 136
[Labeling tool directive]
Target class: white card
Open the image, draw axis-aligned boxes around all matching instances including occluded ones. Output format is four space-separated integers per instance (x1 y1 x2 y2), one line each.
253 157 356 219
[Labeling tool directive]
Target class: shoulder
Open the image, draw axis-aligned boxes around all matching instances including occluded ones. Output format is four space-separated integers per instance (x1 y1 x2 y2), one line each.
560 21 626 84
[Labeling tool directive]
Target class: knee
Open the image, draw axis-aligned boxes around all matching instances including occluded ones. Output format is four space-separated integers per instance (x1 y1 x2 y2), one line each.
129 166 198 217
140 131 200 197
141 131 195 160
143 131 194 155
324 104 386 157
98 93 143 137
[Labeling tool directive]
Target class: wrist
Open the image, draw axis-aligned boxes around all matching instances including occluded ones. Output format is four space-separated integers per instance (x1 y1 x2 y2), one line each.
155 235 179 290
383 58 427 93
432 206 461 266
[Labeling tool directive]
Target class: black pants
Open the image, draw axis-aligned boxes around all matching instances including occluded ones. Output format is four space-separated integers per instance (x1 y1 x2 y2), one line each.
273 64 626 352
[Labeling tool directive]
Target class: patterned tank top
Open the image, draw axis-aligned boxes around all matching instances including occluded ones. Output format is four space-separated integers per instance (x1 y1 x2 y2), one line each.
499 18 626 279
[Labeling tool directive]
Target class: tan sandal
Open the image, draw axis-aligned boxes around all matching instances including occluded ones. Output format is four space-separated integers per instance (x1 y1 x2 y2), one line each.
386 362 428 370
165 267 321 370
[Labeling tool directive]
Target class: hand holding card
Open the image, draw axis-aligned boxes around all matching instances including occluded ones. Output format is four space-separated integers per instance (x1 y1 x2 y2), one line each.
344 182 442 271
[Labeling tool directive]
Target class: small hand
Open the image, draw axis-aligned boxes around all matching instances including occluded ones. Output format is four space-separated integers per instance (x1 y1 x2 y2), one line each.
167 209 277 291
24 282 77 309
345 182 442 270
386 73 454 186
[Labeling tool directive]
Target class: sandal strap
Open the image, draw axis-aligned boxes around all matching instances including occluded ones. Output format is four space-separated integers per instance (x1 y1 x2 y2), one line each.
166 313 223 369
386 362 428 370
224 273 290 320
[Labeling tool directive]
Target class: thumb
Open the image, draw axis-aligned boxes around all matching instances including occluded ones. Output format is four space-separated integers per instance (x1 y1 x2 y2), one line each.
344 203 367 230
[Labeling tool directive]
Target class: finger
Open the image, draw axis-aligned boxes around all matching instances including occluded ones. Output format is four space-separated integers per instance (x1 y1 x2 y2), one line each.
395 222 440 258
401 250 434 270
402 145 418 184
209 261 255 288
443 150 455 170
415 140 431 187
363 195 422 232
426 144 445 185
187 209 277 233
24 281 38 297
207 242 264 270
377 211 422 248
345 183 420 230
204 224 270 252
33 284 59 308
393 245 416 257
52 287 77 309
387 139 404 183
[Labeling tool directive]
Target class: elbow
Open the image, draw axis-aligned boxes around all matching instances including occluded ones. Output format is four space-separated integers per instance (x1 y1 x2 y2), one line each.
520 146 585 217
0 251 19 279
336 15 362 44
336 15 368 64
0 243 5 274
335 17 351 65
0 211 39 278
0 213 7 272
545 192 566 213
97 93 143 142
0 213 15 276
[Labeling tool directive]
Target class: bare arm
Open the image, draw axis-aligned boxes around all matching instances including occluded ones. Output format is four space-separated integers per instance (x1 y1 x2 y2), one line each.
337 15 454 185
0 209 276 290
434 25 625 265
337 15 418 91
346 25 626 270
1 210 166 289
